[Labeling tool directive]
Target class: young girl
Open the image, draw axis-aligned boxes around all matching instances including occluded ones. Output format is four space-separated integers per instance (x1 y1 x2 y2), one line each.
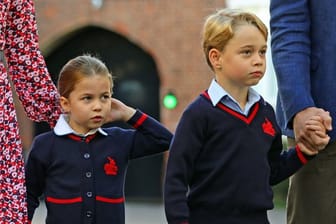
25 54 173 224
164 8 329 224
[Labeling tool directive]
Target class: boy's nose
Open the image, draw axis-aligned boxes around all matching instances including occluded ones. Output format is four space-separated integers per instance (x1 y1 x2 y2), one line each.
253 55 264 66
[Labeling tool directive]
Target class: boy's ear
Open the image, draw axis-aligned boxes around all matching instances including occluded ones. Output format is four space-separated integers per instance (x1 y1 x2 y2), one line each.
208 48 222 70
60 96 70 113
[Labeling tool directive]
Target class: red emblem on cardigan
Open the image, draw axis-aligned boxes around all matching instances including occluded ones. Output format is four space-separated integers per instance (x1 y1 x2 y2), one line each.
104 157 118 175
262 118 276 136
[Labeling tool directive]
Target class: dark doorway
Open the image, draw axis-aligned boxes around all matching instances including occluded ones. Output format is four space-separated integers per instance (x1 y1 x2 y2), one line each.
36 26 163 200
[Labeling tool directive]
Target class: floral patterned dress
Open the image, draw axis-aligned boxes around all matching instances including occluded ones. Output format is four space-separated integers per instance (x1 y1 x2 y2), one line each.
0 0 61 223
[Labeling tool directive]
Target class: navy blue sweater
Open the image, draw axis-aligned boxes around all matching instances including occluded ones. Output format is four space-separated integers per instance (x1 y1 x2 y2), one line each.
25 110 172 224
164 92 311 224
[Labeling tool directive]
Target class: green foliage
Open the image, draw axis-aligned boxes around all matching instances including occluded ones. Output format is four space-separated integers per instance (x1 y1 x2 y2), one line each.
272 179 289 208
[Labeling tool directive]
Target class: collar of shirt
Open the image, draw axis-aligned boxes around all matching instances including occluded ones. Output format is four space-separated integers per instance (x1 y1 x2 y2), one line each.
53 114 107 137
207 79 261 115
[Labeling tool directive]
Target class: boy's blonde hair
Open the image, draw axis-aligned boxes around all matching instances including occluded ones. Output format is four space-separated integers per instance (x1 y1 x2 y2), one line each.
202 8 268 69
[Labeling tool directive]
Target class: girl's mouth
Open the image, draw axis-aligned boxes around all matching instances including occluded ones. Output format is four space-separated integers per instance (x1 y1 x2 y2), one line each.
92 116 103 122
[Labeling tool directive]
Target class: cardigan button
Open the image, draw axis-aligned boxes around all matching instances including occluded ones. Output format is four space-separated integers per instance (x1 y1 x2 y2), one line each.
87 192 93 197
86 172 92 178
86 210 93 218
84 153 90 159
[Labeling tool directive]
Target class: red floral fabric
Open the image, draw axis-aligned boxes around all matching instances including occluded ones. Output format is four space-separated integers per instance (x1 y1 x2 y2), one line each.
0 0 61 223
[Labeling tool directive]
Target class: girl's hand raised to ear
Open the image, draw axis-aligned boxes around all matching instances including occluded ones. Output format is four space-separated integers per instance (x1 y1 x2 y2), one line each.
106 98 136 123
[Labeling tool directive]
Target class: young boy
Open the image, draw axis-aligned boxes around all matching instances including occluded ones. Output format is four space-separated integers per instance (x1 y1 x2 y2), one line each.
164 8 328 224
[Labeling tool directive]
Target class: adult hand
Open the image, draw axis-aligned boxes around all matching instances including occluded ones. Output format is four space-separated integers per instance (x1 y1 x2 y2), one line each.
293 107 332 152
297 142 319 156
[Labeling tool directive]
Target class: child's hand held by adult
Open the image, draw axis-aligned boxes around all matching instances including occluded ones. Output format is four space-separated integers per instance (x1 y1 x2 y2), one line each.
305 115 331 150
294 107 331 151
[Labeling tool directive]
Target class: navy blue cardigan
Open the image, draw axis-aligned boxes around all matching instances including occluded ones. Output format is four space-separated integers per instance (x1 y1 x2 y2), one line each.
164 92 311 224
25 110 172 224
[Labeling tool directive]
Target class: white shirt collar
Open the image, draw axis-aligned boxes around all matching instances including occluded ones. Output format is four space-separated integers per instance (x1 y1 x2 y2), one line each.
208 79 227 106
54 114 107 136
207 79 260 113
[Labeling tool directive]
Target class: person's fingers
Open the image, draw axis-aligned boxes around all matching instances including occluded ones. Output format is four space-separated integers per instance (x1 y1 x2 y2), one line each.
309 133 330 150
305 123 324 132
296 134 317 152
312 130 328 138
294 107 331 151
297 130 329 151
318 110 332 131
297 142 318 156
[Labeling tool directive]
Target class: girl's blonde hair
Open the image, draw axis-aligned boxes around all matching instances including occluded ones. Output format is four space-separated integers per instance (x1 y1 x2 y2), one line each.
202 8 268 69
57 54 113 98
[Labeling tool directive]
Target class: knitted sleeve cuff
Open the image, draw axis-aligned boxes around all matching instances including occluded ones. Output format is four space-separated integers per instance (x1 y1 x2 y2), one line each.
127 110 148 128
295 145 316 164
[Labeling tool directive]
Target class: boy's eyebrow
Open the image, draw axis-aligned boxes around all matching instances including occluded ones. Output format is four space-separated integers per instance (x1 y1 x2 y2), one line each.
239 45 255 49
239 44 267 49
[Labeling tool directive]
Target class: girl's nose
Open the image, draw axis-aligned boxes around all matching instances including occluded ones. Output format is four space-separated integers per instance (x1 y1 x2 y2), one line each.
93 101 103 110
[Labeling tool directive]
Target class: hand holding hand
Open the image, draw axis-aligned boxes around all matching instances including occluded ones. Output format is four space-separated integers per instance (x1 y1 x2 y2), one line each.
305 115 330 149
294 107 332 154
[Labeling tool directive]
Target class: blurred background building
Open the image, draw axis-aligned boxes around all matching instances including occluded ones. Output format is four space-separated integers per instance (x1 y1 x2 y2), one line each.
15 0 277 202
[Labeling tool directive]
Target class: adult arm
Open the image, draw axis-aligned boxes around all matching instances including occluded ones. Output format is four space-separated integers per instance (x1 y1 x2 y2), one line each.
270 0 330 149
270 0 313 127
4 0 61 127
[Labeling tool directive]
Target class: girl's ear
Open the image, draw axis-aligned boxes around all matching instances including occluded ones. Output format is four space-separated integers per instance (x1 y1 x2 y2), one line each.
209 48 222 70
60 96 70 113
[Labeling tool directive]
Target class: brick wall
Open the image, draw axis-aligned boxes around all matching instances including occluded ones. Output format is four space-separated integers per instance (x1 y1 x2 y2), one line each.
32 0 227 133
